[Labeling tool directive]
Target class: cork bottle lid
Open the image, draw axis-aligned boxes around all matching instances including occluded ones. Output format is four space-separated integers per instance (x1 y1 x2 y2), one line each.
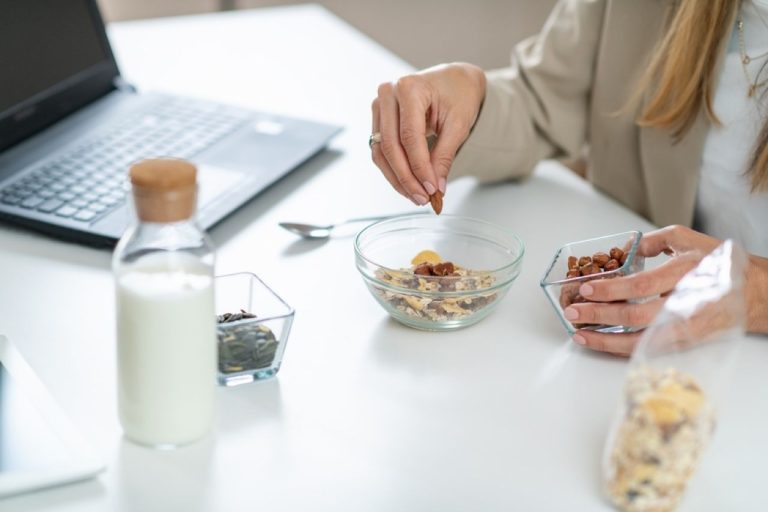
129 159 197 222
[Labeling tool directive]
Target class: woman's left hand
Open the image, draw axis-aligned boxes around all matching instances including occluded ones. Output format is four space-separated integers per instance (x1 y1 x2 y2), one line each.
565 225 768 356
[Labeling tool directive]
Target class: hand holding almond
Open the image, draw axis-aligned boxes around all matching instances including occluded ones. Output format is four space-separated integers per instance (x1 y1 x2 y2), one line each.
370 63 486 206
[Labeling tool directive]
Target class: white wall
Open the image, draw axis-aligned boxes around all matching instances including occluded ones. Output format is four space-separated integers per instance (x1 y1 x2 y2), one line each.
96 0 556 70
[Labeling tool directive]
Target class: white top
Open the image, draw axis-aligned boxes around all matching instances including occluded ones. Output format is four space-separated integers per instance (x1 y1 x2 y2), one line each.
695 0 768 257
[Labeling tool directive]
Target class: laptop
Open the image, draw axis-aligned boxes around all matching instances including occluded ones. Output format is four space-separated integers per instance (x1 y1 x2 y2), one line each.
0 335 104 498
0 0 341 247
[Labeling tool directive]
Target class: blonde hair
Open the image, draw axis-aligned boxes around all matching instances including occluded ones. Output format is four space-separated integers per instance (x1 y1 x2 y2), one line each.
635 0 768 191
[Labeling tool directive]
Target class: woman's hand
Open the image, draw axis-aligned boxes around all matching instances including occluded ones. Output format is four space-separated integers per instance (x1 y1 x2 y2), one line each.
370 63 486 205
565 225 768 356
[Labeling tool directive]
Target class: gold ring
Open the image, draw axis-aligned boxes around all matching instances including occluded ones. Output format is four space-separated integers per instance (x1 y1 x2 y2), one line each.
368 132 382 148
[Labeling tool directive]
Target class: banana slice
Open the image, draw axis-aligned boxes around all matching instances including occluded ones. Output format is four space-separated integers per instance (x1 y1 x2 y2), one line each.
411 250 442 266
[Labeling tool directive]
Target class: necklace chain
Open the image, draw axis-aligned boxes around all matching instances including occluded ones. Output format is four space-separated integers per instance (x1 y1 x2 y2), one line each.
737 16 768 97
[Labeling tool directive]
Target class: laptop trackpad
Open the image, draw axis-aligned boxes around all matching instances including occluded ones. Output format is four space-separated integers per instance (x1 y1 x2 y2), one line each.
197 164 245 210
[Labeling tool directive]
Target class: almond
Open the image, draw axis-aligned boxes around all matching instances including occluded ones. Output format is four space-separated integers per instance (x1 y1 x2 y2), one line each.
429 191 443 215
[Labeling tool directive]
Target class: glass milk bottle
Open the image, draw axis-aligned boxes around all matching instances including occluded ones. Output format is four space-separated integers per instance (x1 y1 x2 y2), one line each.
113 158 216 448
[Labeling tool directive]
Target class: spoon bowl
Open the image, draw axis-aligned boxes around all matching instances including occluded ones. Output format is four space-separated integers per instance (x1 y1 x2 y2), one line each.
278 222 334 239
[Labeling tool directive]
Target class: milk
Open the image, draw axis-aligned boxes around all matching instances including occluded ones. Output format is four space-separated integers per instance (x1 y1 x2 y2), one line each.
116 252 216 447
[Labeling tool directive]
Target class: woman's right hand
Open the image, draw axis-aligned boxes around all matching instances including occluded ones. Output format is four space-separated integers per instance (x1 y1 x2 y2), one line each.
370 63 486 205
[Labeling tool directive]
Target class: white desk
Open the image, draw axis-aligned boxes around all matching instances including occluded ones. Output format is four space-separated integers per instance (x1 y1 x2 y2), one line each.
1 5 766 511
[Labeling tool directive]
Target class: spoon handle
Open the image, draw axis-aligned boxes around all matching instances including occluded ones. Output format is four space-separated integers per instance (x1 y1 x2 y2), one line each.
342 211 425 225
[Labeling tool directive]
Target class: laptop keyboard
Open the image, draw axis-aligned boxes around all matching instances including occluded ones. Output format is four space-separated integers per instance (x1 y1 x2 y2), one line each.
0 99 250 223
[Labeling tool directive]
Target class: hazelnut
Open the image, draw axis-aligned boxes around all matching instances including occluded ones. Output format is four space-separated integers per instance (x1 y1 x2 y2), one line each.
610 247 624 262
413 263 433 276
604 258 620 271
558 283 581 309
592 252 610 267
432 262 455 276
580 262 601 275
620 251 628 265
578 256 592 267
567 256 578 270
566 269 581 279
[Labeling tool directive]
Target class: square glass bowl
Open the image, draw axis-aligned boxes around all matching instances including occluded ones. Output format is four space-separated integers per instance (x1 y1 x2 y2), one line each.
540 231 645 335
214 272 294 386
354 214 525 331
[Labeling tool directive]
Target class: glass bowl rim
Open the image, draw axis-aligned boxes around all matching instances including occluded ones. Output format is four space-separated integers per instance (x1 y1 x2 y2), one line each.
354 213 526 278
214 271 295 325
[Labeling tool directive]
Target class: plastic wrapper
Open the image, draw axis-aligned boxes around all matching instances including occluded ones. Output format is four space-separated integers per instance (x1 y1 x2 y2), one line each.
602 240 747 512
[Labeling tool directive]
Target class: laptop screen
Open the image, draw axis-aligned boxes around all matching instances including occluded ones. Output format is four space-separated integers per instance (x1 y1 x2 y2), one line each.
0 0 119 151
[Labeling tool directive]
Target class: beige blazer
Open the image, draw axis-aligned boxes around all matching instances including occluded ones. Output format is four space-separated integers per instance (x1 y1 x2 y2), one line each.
451 0 719 228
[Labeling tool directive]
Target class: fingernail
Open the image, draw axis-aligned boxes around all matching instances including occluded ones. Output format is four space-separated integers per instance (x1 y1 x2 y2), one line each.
580 284 594 297
564 307 579 321
412 194 428 205
438 177 446 194
573 334 586 346
422 181 436 195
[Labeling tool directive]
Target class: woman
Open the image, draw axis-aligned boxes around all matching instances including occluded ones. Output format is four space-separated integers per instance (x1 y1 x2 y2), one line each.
369 0 768 354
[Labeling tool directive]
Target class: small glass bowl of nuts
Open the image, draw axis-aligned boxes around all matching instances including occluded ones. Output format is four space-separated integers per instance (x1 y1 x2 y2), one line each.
540 231 645 335
214 272 294 386
354 214 525 331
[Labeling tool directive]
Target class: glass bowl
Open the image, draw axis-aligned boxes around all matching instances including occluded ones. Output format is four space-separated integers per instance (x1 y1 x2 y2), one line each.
540 231 645 335
354 214 525 331
214 272 294 386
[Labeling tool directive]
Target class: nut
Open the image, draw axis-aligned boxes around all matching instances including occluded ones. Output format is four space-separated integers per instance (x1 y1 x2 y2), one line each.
565 246 631 279
592 252 610 267
580 262 601 275
429 191 444 215
620 251 628 265
413 263 433 276
432 262 455 276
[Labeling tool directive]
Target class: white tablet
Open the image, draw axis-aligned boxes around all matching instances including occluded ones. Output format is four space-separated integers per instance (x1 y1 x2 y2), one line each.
0 335 104 499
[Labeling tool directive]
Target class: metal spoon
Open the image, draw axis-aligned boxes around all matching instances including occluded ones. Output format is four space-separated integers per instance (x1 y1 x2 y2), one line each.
279 212 420 239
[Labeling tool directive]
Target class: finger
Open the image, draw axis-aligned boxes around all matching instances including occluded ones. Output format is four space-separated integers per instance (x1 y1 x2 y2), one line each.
636 225 680 258
395 77 438 195
430 119 469 194
371 98 409 198
636 225 718 258
564 297 667 328
573 329 643 357
371 96 378 134
579 255 699 302
377 82 430 205
372 147 410 199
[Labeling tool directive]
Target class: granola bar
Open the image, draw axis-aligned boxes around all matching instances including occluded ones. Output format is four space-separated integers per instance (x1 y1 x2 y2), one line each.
605 367 715 512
